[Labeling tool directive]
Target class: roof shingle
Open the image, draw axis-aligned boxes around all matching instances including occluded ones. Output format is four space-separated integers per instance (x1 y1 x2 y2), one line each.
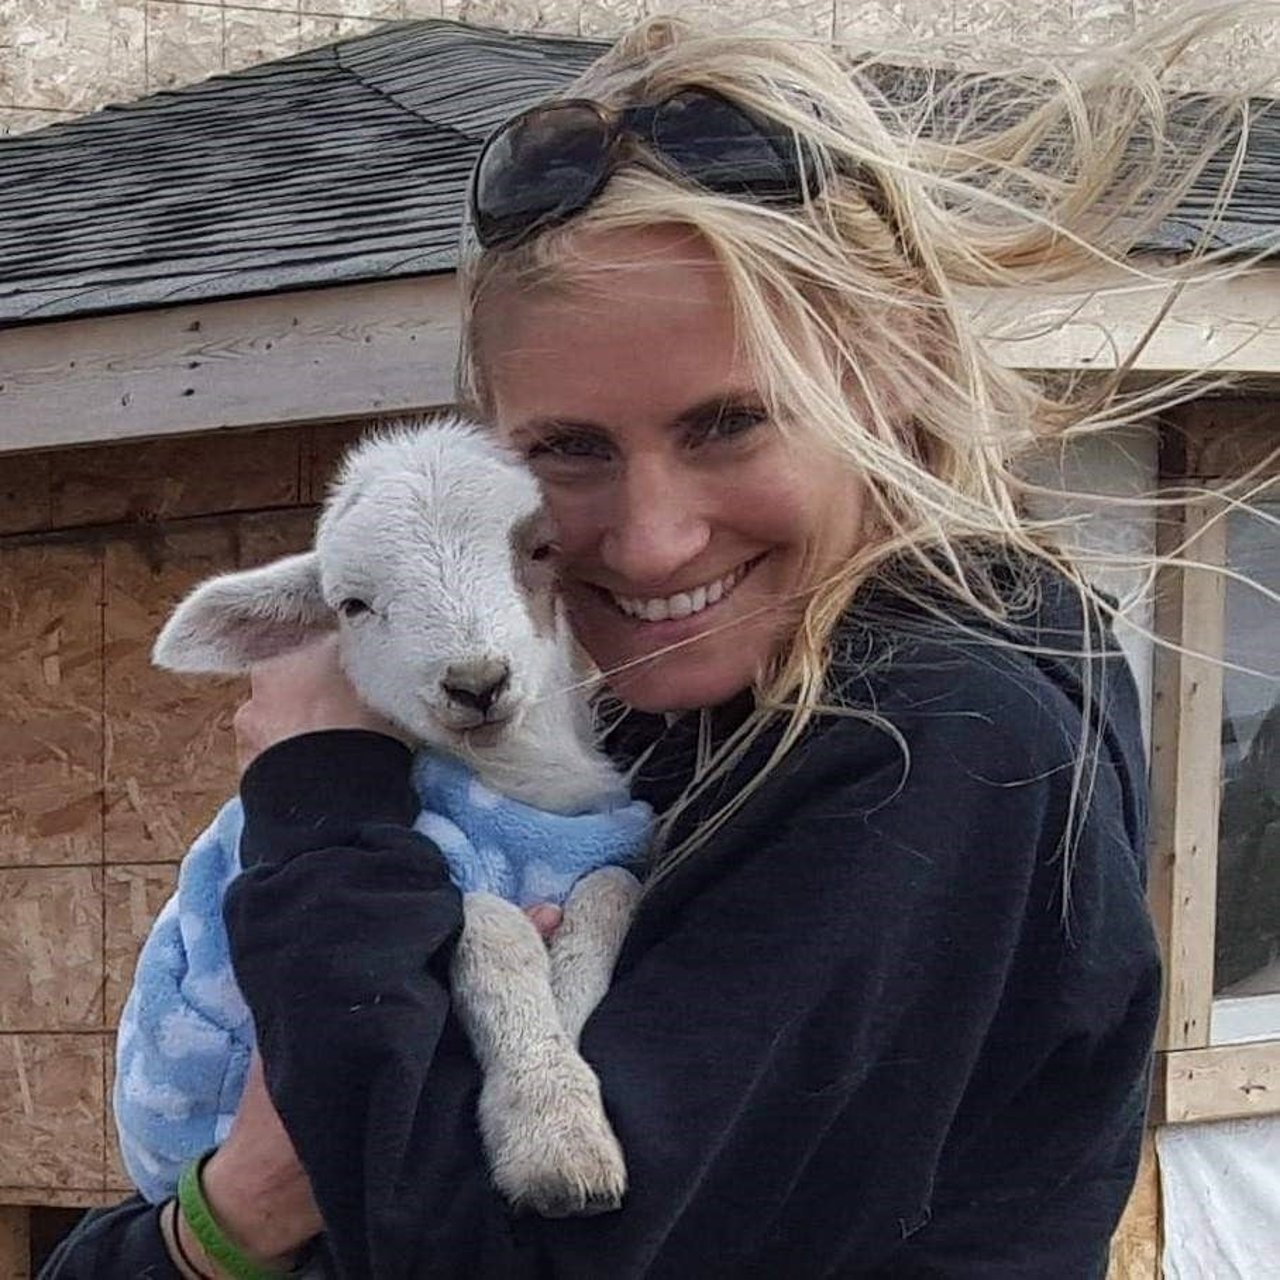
0 18 1274 328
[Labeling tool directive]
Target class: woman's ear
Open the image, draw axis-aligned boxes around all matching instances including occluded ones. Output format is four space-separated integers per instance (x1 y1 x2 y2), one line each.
152 552 334 673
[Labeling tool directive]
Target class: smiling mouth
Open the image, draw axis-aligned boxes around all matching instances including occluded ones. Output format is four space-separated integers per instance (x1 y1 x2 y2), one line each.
603 554 766 623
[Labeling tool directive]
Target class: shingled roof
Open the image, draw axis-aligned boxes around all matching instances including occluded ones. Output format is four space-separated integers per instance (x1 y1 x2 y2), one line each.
1 18 1276 328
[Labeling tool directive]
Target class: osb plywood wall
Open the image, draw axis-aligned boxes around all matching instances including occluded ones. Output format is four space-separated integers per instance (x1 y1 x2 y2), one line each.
0 420 364 1206
2 0 1275 136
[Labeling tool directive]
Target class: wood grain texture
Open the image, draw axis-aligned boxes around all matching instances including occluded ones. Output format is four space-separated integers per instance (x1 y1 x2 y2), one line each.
0 1034 105 1192
103 863 179 1026
1157 1041 1280 1123
2 277 461 454
1149 496 1227 1051
0 867 103 1031
102 522 243 864
102 510 317 863
0 544 103 868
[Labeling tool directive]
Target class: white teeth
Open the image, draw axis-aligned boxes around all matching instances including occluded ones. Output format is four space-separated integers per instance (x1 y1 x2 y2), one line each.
612 561 753 623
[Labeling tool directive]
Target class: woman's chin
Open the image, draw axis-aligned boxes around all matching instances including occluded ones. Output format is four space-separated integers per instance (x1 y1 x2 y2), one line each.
591 636 761 712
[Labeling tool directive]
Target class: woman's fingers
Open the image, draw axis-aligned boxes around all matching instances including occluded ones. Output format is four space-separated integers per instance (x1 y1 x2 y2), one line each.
234 634 410 771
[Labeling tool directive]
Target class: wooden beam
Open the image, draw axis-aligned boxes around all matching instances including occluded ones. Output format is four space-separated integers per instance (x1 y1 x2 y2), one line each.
964 263 1280 379
0 276 460 455
2 266 1278 456
1148 492 1227 1051
1154 1040 1280 1124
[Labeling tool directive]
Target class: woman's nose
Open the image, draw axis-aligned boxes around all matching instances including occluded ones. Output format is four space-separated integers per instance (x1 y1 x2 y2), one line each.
599 456 711 588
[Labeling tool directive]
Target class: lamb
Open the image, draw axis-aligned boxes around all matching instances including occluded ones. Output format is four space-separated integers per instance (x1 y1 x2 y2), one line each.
125 413 650 1218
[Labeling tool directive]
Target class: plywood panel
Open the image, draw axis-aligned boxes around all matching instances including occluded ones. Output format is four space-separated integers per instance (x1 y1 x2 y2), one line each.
0 867 102 1031
102 511 317 864
104 1031 131 1194
0 544 103 868
0 1034 104 1192
102 523 242 863
49 427 303 528
103 863 179 1026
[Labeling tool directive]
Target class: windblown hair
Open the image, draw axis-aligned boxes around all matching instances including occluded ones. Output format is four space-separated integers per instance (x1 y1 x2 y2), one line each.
459 4 1277 878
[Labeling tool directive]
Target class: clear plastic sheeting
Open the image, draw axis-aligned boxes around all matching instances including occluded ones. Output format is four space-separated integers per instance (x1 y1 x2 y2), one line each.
1157 1115 1280 1279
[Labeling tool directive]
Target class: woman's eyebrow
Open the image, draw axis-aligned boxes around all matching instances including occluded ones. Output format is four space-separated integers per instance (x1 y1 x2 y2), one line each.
512 416 610 440
672 389 766 427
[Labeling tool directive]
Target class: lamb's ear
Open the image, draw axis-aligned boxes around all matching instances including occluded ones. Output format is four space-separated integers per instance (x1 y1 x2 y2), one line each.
152 552 334 673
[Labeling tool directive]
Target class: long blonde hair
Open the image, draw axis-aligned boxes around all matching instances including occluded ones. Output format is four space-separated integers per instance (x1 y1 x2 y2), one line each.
460 6 1276 878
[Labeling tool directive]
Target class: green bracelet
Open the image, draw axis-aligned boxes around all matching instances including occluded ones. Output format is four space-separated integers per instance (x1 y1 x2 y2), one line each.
177 1150 289 1280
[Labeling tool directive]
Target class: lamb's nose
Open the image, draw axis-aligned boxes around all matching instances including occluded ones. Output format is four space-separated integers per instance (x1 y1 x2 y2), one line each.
442 659 511 716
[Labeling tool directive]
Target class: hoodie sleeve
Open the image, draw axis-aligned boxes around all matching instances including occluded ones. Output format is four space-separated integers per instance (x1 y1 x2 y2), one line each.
224 646 1159 1280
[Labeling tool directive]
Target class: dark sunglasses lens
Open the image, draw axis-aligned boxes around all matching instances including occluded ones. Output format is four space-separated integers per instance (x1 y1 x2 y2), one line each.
474 104 612 246
651 93 807 200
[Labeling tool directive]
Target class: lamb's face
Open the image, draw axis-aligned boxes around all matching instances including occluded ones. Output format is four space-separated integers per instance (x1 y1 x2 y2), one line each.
317 428 566 752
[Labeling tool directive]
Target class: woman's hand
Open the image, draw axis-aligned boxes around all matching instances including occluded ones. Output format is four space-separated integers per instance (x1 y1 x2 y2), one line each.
176 1055 322 1274
234 634 410 772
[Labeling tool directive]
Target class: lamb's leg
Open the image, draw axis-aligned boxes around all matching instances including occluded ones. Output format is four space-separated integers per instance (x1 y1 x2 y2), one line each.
451 892 627 1217
548 867 643 1044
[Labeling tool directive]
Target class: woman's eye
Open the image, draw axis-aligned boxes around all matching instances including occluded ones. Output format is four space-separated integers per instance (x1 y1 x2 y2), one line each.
696 406 769 445
340 598 371 618
526 433 613 463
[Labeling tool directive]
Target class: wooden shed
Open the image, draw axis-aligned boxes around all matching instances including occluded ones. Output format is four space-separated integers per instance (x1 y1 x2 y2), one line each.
0 18 1277 1276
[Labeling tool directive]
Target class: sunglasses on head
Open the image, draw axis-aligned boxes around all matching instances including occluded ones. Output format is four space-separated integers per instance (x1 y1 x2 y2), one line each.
469 87 826 250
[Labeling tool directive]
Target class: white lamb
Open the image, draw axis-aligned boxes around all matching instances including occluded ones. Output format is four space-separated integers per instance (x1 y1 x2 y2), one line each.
144 414 647 1218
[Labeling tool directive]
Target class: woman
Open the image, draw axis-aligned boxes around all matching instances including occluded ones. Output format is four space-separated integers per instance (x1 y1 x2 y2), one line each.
46 13 1251 1278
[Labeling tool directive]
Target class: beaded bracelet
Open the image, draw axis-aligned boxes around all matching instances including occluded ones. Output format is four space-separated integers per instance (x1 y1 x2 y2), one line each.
176 1150 289 1280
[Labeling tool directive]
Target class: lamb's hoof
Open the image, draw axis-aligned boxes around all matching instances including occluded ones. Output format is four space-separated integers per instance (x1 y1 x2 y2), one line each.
481 1059 628 1219
528 1185 623 1219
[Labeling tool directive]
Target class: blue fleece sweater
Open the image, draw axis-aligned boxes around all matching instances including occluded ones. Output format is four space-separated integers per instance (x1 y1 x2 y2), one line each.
114 747 651 1203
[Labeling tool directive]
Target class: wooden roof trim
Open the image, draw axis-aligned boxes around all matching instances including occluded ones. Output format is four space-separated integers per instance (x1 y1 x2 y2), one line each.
2 265 1278 456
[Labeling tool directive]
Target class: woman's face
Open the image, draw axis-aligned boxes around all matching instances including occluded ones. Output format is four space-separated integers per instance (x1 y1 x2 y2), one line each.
486 228 867 712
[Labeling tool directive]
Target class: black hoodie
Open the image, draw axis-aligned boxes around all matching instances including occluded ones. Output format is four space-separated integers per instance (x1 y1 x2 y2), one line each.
42 565 1159 1279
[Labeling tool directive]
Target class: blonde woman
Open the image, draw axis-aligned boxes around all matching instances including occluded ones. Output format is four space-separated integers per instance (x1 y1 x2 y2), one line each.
46 13 1264 1279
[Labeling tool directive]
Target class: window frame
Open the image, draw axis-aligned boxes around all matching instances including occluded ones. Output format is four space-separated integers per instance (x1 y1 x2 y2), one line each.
1150 397 1280 1123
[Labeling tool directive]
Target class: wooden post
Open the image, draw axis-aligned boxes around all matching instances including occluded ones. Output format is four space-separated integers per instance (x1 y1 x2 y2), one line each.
1148 495 1227 1050
0 1206 31 1280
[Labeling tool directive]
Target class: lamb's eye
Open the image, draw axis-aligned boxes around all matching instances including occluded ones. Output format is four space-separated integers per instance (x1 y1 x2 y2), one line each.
529 543 554 563
340 598 371 618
